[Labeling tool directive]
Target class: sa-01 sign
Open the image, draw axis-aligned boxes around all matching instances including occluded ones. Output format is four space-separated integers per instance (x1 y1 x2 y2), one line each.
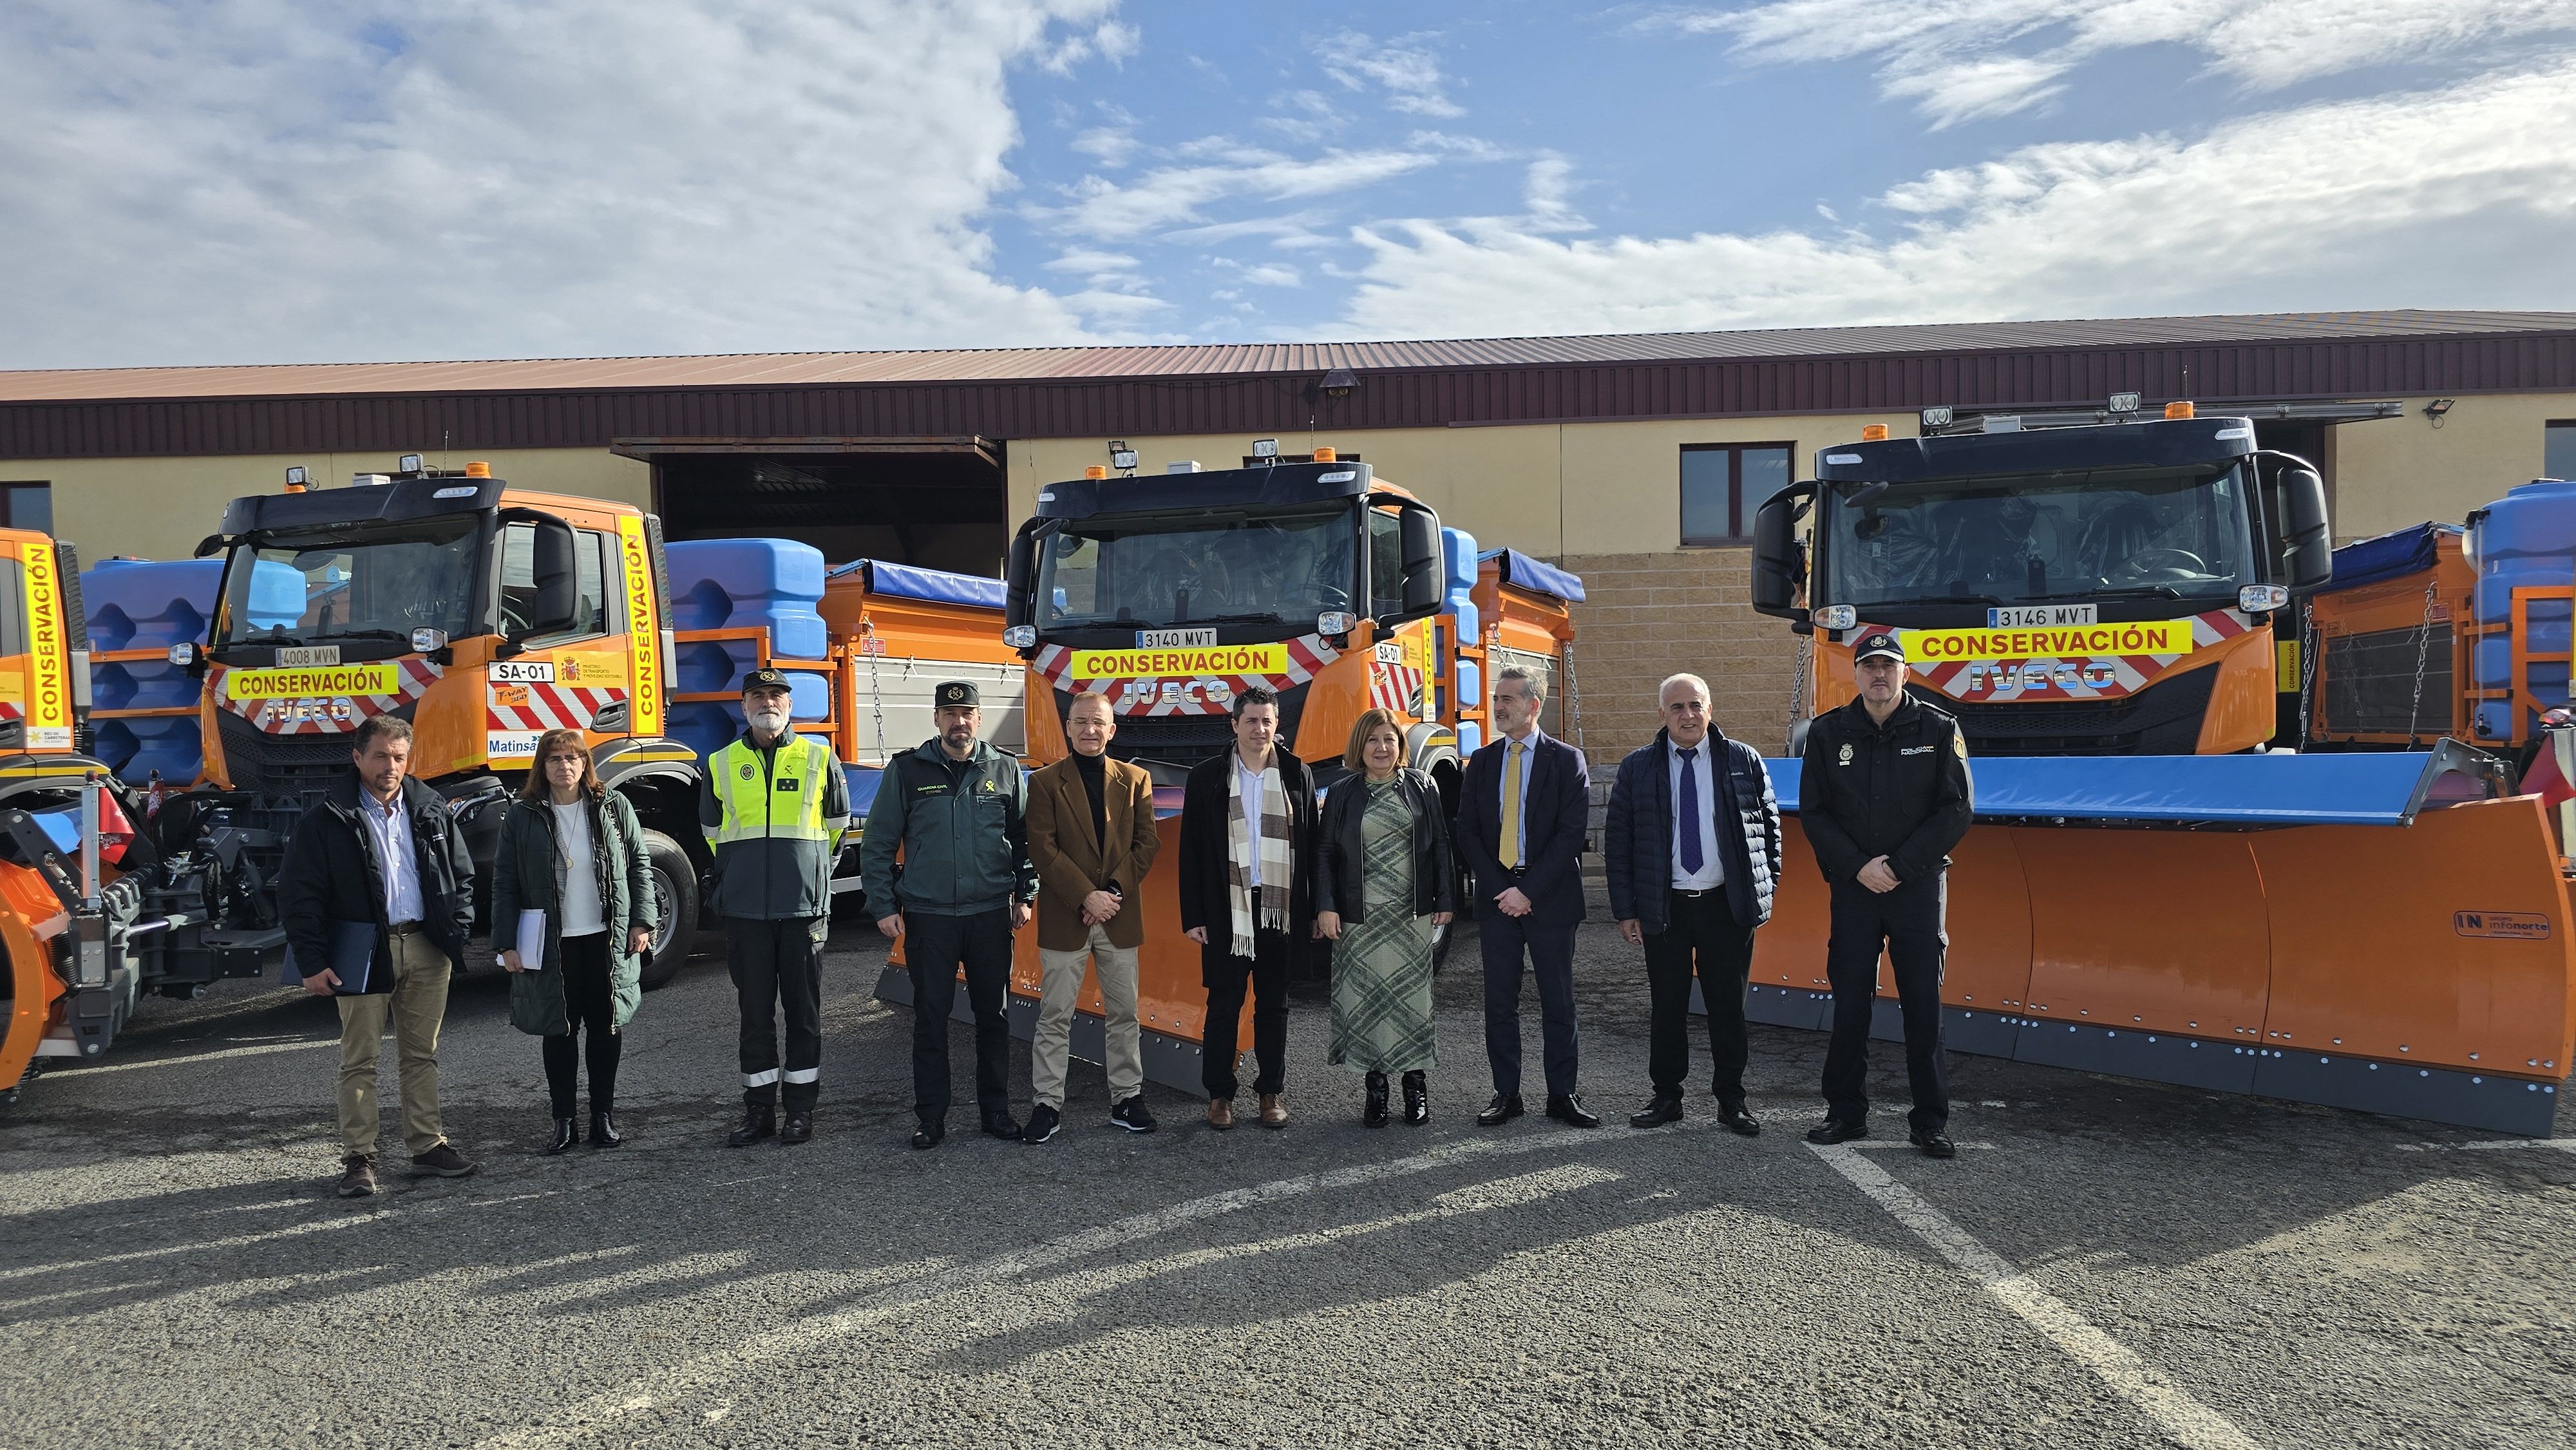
491 661 556 684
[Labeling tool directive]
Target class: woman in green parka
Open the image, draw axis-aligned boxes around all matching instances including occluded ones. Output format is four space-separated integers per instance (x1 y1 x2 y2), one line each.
493 728 659 1154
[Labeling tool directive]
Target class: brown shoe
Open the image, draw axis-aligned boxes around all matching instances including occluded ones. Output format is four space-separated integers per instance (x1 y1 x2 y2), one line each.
1207 1097 1236 1131
1259 1093 1290 1129
336 1155 377 1199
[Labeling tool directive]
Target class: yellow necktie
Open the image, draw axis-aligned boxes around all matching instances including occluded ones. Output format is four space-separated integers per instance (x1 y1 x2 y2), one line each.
1499 740 1522 871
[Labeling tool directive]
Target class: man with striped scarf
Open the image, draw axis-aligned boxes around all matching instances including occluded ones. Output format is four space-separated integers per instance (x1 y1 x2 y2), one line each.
1177 686 1320 1130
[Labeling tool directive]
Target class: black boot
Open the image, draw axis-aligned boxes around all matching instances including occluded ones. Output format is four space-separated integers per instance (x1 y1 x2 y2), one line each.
1364 1071 1390 1128
590 1109 622 1149
544 1117 579 1156
727 1103 776 1147
1402 1071 1428 1125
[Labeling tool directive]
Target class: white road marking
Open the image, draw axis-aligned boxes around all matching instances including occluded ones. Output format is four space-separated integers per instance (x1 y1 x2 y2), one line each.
2446 1138 2576 1154
0 1206 394 1281
1810 1143 2263 1450
475 1127 1681 1450
46 1038 336 1075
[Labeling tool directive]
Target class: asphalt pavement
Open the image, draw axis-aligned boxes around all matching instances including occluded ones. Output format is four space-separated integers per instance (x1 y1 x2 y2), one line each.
4 914 2572 1449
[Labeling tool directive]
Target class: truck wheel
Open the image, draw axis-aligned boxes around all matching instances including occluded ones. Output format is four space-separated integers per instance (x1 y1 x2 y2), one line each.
638 829 699 991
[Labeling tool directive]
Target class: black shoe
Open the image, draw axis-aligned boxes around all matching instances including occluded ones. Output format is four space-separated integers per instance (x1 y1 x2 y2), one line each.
1546 1095 1601 1129
1401 1071 1428 1126
911 1119 946 1150
728 1104 777 1147
1629 1094 1683 1129
982 1111 1023 1142
590 1110 621 1149
410 1143 478 1178
1805 1118 1869 1145
1110 1097 1157 1134
1476 1093 1525 1127
1025 1104 1062 1144
779 1111 813 1145
1718 1106 1762 1137
544 1116 580 1155
1911 1129 1956 1159
1363 1071 1390 1129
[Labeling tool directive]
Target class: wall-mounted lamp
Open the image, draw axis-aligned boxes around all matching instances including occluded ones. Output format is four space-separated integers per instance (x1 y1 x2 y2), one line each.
2424 398 2454 429
1312 367 1359 401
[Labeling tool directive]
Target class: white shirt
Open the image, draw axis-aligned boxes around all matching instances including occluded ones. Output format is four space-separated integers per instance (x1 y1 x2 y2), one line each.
1497 727 1542 866
551 800 607 937
359 788 424 925
1667 739 1726 891
1235 752 1267 889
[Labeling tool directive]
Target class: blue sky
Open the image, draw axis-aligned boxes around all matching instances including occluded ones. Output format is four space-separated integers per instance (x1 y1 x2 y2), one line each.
5 0 2575 366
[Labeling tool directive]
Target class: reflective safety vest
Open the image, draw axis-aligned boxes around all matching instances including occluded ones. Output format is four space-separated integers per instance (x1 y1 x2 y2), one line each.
706 734 837 847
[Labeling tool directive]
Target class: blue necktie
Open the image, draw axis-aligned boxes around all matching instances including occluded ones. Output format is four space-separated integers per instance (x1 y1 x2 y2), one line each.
1677 746 1704 876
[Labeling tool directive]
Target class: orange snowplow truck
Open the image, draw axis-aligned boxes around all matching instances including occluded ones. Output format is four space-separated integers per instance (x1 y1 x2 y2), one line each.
878 448 1586 1091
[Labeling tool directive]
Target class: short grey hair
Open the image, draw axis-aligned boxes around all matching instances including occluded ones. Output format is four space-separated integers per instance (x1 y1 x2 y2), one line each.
1658 673 1710 705
1495 664 1546 705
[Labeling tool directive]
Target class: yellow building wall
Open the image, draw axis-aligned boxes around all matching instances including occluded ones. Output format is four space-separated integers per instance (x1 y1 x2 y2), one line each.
15 448 652 563
2324 394 2572 539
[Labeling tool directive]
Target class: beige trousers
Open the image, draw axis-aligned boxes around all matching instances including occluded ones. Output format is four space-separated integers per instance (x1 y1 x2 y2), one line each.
335 927 452 1160
1032 924 1142 1109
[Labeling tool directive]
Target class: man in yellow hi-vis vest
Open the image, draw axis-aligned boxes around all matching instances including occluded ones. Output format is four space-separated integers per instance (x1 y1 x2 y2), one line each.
701 668 850 1147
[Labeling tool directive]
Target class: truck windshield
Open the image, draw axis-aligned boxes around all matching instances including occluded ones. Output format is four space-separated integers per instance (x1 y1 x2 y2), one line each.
1034 506 1354 630
217 518 484 646
1819 464 2258 609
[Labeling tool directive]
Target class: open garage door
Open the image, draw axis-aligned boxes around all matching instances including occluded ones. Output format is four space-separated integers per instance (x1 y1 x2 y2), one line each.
616 437 1007 575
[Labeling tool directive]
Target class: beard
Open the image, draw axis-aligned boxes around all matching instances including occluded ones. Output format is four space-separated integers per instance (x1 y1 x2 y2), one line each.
748 708 788 733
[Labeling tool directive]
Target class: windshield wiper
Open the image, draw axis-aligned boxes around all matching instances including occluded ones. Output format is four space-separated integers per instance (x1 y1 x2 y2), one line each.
305 628 412 644
2020 586 2184 602
1173 612 1291 626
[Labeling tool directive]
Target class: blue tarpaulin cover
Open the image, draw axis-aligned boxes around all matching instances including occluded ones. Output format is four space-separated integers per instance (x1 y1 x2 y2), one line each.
1477 548 1586 603
2320 522 2458 594
1764 750 2463 827
828 558 1006 610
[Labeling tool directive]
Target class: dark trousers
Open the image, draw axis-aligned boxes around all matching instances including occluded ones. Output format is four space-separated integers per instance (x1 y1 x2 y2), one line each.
1822 874 1949 1134
727 916 825 1112
1202 928 1292 1099
905 909 1014 1125
1481 912 1578 1099
1644 890 1756 1106
542 930 622 1118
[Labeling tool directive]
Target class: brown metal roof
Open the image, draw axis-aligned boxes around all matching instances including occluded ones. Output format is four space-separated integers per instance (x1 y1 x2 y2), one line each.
5 310 2571 402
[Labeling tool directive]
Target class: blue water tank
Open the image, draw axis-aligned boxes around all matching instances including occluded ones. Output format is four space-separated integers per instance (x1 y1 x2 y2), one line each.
1457 720 1482 756
668 673 833 760
662 539 829 688
82 558 231 783
1441 527 1479 596
2470 479 2576 740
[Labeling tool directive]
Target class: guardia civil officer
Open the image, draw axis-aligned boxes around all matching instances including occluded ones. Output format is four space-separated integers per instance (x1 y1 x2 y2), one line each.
860 680 1037 1149
703 667 852 1149
1797 632 1972 1158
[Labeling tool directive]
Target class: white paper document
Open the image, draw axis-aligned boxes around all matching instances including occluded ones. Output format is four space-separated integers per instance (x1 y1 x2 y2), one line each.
515 909 547 970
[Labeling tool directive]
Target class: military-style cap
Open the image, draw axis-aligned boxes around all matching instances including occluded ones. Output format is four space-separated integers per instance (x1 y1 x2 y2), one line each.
740 667 794 694
1852 630 1906 664
935 680 981 708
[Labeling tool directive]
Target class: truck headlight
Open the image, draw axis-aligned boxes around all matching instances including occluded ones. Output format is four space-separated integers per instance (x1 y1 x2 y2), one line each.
1001 625 1037 649
411 627 448 653
1318 611 1356 636
1813 604 1857 630
2237 585 2289 613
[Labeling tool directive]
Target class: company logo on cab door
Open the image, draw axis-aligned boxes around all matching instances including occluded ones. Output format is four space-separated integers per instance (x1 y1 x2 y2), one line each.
1893 609 2252 704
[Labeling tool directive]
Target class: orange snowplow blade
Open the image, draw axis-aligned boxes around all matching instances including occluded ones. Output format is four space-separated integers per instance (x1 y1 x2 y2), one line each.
1749 754 2575 1134
0 858 71 1095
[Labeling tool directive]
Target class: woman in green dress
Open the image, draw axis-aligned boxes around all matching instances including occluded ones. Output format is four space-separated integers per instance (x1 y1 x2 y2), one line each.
1316 708 1457 1126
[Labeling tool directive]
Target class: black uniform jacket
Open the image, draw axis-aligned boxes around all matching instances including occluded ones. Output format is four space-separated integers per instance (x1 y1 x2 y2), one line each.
1797 694 1974 889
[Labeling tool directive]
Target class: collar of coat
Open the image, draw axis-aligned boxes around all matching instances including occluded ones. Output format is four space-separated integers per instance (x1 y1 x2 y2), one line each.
1651 725 1735 763
326 770 440 819
911 735 1008 769
1839 692 1922 735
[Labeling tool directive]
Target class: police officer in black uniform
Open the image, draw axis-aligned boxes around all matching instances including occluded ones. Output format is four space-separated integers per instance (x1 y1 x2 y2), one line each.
1798 632 1973 1158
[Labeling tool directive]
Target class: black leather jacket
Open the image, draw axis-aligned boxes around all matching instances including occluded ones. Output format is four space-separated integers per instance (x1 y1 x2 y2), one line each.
1314 767 1459 923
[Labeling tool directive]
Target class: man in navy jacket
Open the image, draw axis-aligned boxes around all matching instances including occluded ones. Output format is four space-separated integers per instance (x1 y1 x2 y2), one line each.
1453 664 1598 1128
1604 673 1781 1135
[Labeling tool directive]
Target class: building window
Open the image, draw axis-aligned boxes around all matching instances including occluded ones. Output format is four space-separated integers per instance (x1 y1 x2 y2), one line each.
0 483 50 534
1680 444 1793 546
2548 420 2576 482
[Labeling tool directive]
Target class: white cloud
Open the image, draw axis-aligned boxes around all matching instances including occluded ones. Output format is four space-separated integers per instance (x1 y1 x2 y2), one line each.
1658 0 2576 126
1341 55 2576 335
1071 126 1139 166
0 0 1135 366
1038 17 1139 75
1321 30 1466 118
1047 145 1442 241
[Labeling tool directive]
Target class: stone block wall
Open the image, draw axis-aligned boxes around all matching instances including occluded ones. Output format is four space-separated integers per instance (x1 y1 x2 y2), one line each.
1555 547 1803 770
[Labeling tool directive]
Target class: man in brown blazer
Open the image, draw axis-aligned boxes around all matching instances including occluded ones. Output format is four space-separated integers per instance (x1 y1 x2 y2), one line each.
1023 690 1162 1142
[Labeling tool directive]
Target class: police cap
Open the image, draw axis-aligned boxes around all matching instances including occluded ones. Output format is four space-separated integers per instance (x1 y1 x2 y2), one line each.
1852 630 1906 664
740 667 793 695
935 680 981 708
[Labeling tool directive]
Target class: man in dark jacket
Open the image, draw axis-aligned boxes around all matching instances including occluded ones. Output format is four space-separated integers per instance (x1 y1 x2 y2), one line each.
860 679 1034 1149
1798 632 1973 1158
703 668 853 1149
1453 664 1598 1129
276 714 479 1198
1177 686 1318 1131
1604 673 1781 1136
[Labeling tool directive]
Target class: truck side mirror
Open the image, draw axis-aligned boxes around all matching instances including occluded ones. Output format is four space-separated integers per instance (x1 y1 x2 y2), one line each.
194 534 226 559
2280 466 2331 590
509 517 582 639
1399 505 1443 616
1005 523 1041 629
1752 483 1813 618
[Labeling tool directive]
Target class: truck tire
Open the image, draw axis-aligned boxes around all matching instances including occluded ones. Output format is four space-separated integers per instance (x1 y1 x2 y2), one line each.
638 829 700 991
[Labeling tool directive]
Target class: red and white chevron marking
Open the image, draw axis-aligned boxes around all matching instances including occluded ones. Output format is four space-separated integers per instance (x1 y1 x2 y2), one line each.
0 701 20 724
1033 633 1341 717
213 659 444 735
487 682 626 733
1369 660 1426 716
1904 608 2249 703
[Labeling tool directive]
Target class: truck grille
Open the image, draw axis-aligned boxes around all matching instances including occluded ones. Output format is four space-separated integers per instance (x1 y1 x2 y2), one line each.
1929 666 2217 756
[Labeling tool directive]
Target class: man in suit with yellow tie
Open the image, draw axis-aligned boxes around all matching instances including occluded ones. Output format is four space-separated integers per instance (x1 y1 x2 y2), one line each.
1452 665 1598 1128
